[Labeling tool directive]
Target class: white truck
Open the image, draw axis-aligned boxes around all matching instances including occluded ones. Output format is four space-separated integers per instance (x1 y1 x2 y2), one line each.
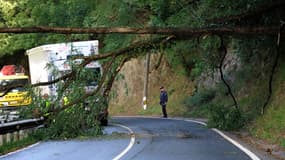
26 40 101 97
26 40 109 125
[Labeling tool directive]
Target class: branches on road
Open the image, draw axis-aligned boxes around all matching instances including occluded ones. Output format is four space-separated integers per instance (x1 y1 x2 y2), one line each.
46 55 117 115
41 36 175 115
40 36 174 86
0 36 174 100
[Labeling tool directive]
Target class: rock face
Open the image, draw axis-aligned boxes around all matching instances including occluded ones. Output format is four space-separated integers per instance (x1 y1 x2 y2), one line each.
109 54 194 116
195 50 241 90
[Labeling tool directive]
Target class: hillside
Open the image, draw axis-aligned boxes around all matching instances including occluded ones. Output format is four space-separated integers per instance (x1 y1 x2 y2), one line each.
109 54 194 117
0 0 283 153
250 55 285 150
109 50 285 154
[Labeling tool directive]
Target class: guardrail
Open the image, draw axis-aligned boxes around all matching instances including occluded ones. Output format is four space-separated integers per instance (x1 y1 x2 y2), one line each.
0 118 44 146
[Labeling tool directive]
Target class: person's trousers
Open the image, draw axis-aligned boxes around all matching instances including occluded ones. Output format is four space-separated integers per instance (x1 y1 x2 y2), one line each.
161 104 167 118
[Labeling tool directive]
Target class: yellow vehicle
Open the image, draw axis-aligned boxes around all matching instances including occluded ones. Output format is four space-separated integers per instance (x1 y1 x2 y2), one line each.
0 75 31 108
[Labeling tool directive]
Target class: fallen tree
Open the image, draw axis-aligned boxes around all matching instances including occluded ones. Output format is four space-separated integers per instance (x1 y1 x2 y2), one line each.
0 26 279 36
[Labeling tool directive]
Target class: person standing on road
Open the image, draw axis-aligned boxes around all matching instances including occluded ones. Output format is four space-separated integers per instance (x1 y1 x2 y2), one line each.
160 86 168 118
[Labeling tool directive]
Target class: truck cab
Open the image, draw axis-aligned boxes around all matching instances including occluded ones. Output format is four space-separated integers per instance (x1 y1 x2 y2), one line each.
0 75 31 108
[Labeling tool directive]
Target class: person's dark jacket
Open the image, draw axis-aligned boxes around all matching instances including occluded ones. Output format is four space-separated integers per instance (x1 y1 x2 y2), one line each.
160 91 168 105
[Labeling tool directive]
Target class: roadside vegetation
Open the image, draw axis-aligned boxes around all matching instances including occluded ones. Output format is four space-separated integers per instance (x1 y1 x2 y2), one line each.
249 56 285 148
0 136 37 156
0 0 284 152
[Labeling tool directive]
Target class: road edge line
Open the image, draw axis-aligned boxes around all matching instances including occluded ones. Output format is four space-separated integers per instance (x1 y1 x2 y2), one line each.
110 123 136 160
113 116 260 160
211 128 260 160
0 142 41 159
184 119 260 160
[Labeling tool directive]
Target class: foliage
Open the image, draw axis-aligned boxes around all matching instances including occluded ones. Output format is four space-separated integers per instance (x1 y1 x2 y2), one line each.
22 93 105 139
20 56 106 139
184 89 215 107
249 55 285 148
40 103 103 139
183 88 215 117
207 104 244 131
0 136 37 156
0 0 283 137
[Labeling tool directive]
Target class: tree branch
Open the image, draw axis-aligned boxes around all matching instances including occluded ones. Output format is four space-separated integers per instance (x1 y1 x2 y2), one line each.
47 55 117 114
43 36 175 115
103 56 130 97
0 84 26 97
33 36 173 86
82 36 173 65
0 26 279 36
1 36 175 97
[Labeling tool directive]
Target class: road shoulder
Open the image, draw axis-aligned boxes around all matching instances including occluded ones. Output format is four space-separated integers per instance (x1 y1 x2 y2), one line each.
186 118 285 160
225 131 285 160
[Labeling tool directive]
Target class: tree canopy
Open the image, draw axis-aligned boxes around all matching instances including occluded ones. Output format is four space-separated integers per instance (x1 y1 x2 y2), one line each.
0 0 283 55
0 0 284 136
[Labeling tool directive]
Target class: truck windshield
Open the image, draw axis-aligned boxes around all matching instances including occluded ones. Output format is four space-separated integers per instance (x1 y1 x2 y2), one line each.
0 78 29 92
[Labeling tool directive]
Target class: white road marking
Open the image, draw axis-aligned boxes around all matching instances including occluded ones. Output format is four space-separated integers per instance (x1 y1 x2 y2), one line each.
114 116 260 160
0 123 135 160
111 123 136 160
184 119 260 160
0 142 41 159
212 128 260 160
3 116 258 160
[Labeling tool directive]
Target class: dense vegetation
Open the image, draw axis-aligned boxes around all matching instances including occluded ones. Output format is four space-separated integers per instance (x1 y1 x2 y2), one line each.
0 0 284 149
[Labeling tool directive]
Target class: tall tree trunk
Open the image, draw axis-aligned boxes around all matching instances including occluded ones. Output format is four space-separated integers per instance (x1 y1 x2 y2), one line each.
261 22 284 114
219 37 240 111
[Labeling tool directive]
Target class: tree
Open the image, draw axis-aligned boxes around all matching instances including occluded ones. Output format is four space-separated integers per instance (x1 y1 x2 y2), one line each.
0 0 284 135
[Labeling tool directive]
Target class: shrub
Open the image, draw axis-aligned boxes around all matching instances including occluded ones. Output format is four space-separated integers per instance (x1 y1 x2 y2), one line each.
184 89 215 108
207 104 244 131
183 89 215 117
43 101 104 139
22 95 106 140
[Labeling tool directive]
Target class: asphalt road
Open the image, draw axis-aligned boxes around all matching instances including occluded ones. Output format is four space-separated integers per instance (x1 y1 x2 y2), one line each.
112 117 254 160
0 117 257 160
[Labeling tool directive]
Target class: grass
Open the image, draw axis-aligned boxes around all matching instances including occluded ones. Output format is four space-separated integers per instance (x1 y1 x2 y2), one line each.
0 137 37 156
138 105 161 116
249 59 285 148
250 100 285 147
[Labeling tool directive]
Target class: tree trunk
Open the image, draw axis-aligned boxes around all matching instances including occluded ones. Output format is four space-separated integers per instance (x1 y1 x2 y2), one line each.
219 38 240 111
0 26 279 36
261 23 284 114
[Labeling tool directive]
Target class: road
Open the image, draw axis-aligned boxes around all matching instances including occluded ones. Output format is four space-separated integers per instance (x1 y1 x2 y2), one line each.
0 117 258 160
112 117 254 160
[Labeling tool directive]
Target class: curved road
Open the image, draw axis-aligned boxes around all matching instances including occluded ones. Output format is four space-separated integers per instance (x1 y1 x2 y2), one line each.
113 117 254 160
0 117 257 160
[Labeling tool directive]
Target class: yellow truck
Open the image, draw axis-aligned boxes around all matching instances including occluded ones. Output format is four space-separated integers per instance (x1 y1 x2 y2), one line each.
0 75 31 108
